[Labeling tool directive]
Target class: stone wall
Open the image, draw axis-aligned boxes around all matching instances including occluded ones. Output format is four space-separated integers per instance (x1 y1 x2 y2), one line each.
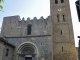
0 15 52 60
5 35 52 60
1 15 51 37
50 0 77 60
0 41 4 60
0 39 14 60
76 47 78 60
2 44 14 60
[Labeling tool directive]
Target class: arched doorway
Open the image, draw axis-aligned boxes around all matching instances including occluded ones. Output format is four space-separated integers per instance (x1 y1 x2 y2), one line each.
17 43 38 60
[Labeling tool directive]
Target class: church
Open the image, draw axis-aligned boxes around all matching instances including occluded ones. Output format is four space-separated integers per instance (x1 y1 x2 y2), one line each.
0 0 77 60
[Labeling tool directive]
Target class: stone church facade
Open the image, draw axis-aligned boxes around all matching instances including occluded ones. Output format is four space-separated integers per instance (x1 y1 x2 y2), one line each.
0 0 77 60
1 15 52 60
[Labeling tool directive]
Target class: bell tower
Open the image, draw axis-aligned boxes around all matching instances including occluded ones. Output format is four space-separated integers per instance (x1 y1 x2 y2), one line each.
50 0 77 60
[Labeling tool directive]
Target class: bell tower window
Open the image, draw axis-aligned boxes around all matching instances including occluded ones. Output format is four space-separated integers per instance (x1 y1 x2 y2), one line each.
55 0 58 4
27 25 32 35
61 0 64 3
62 47 63 52
63 15 65 22
61 30 62 35
57 15 59 22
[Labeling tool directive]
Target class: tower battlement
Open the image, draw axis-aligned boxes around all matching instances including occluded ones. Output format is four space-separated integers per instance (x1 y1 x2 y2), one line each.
3 15 51 26
19 16 51 25
0 0 77 60
1 15 51 37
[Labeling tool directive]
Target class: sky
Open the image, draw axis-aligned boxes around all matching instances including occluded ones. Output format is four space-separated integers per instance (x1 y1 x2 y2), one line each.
0 0 79 47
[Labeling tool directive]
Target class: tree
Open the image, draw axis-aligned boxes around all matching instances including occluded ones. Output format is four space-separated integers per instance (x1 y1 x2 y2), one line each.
0 0 4 11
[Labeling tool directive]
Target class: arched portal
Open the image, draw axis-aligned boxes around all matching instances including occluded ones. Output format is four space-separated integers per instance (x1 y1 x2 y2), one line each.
17 43 38 60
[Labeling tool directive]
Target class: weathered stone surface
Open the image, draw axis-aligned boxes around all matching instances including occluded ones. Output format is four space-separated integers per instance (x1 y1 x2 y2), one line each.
0 41 4 60
5 36 52 60
0 39 14 60
50 0 77 60
0 0 77 60
1 16 51 37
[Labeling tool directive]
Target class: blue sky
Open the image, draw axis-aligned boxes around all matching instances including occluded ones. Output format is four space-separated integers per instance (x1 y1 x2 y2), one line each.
0 0 50 23
0 0 79 46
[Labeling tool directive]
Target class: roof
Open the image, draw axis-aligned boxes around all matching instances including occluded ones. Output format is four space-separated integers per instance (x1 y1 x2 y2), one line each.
0 37 15 47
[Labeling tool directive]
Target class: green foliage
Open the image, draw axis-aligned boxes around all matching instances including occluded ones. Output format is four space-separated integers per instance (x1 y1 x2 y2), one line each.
0 0 4 3
0 0 4 11
0 5 3 11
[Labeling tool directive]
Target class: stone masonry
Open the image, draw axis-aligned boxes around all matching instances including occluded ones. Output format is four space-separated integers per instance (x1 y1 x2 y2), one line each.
1 16 51 37
50 0 77 60
0 0 78 60
1 15 52 60
0 38 14 60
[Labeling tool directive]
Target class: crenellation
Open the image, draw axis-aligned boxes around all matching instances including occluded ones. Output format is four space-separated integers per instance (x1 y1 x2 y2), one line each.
33 17 37 20
39 16 44 20
13 16 51 25
0 0 78 60
1 15 52 37
21 18 25 22
47 16 51 22
22 17 25 20
26 17 31 20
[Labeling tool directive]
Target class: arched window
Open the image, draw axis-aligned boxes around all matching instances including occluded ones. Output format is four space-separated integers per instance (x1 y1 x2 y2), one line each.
27 25 32 35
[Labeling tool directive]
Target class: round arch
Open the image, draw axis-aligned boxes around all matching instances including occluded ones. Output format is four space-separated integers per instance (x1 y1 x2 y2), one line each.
17 42 39 60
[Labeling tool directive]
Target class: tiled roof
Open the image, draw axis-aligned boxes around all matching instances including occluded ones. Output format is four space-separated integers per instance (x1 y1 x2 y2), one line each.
0 37 15 47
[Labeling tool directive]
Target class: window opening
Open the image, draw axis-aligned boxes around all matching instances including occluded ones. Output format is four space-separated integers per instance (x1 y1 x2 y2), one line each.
63 15 65 22
62 47 63 52
57 15 59 22
55 0 58 4
25 57 32 60
27 25 32 35
61 0 64 3
5 49 9 56
61 30 62 35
